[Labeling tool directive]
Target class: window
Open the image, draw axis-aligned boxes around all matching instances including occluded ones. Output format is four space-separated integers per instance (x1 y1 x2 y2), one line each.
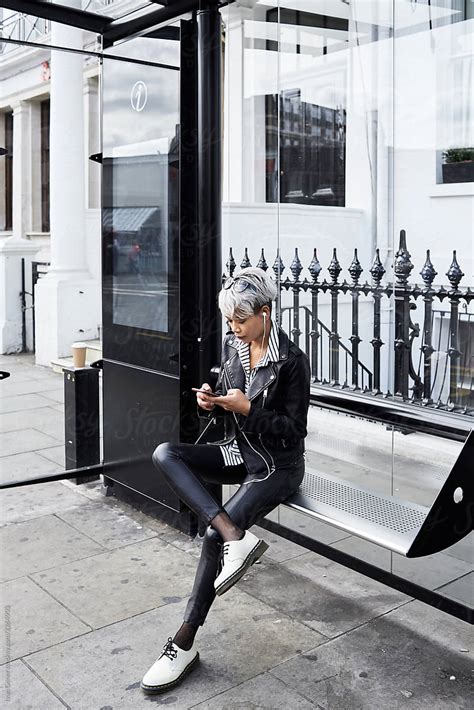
41 99 50 232
436 1 474 183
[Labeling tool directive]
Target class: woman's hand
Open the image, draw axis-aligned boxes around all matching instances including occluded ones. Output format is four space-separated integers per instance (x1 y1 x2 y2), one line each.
216 388 251 416
196 383 216 411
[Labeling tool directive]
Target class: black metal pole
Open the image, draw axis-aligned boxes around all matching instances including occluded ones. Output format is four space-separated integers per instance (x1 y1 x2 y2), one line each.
197 1 222 388
195 2 223 533
20 258 27 352
179 18 200 447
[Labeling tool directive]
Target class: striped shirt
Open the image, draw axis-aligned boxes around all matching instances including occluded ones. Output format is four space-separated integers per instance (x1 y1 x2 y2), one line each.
219 316 280 467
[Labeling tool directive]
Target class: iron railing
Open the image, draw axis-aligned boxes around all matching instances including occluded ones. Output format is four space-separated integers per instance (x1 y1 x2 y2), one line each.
224 230 474 417
19 259 50 353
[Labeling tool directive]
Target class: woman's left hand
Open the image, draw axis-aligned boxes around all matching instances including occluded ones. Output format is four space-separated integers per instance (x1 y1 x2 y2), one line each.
217 388 251 416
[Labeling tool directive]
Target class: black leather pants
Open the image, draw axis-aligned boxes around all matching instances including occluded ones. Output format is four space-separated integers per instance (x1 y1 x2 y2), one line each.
152 441 305 627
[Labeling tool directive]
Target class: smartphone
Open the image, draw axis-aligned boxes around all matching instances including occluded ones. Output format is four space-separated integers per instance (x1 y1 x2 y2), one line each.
191 388 221 397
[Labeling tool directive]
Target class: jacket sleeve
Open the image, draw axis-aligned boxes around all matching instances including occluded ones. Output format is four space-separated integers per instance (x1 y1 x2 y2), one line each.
240 352 310 438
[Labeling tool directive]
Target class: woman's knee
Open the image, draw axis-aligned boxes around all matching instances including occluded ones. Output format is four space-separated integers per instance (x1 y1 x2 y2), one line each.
152 441 175 468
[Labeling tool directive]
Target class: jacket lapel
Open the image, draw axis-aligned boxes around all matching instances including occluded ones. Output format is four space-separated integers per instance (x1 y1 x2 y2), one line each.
224 325 290 402
246 362 278 401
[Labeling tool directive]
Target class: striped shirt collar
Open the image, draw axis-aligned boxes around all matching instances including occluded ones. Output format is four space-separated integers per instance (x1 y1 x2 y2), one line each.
237 314 280 375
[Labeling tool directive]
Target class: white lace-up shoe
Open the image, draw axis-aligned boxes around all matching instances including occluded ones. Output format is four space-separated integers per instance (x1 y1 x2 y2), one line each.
140 637 199 694
214 530 269 596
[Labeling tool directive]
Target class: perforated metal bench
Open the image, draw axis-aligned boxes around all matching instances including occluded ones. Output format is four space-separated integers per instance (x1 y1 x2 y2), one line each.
285 430 473 558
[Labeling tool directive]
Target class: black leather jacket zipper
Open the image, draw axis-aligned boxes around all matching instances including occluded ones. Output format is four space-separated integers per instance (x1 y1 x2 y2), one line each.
222 368 273 477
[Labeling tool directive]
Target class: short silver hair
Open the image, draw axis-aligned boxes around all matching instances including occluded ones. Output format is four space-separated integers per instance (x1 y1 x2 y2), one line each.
218 267 278 321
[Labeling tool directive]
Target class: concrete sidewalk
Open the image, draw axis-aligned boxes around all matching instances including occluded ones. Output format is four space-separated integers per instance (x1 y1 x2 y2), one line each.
0 354 473 709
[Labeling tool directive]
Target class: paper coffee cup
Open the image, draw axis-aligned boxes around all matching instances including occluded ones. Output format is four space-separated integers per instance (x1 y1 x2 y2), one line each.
71 341 88 368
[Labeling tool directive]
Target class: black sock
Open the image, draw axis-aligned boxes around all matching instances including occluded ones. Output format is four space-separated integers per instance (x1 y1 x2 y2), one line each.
173 623 197 651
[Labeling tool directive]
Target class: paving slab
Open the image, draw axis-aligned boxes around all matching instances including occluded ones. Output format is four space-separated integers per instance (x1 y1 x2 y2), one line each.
0 369 34 384
0 428 60 458
25 592 324 709
0 450 63 485
30 536 198 628
0 393 59 415
270 599 474 710
444 534 474 566
0 360 59 379
31 416 64 442
379 598 473 653
331 536 473 590
438 572 474 608
37 445 65 467
0 406 64 438
0 480 90 526
0 514 104 582
37 388 64 404
239 553 410 639
157 524 206 559
250 523 310 563
191 670 316 708
278 506 352 546
56 500 159 550
0 376 64 396
0 576 90 663
0 659 66 709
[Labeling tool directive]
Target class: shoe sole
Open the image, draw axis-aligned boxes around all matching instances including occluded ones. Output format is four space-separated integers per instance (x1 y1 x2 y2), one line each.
140 652 200 695
214 539 269 596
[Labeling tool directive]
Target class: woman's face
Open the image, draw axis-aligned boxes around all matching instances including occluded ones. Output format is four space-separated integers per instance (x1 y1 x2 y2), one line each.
226 307 268 345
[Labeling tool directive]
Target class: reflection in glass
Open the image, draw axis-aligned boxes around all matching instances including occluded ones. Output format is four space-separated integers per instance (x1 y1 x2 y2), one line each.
265 9 347 206
102 59 179 333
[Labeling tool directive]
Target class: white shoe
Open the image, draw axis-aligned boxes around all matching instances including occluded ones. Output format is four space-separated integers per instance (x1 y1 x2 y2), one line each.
140 637 199 694
214 530 269 596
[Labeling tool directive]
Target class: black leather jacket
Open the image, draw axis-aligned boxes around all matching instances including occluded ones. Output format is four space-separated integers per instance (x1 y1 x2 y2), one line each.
197 326 311 480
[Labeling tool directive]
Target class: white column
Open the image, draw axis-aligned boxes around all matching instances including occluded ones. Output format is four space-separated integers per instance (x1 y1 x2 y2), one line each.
49 22 88 275
0 101 39 353
30 101 42 232
12 101 33 240
35 8 100 366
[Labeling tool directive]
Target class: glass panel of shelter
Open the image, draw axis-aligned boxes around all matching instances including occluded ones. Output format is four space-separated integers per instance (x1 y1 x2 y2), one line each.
101 29 181 372
391 0 472 604
218 0 472 609
0 43 102 485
